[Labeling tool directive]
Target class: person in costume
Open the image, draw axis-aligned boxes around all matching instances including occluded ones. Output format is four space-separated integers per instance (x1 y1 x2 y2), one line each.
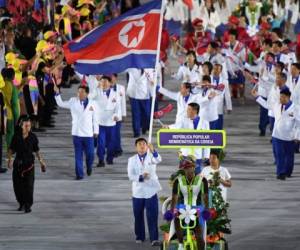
0 76 7 173
239 0 270 36
170 156 208 250
0 67 20 149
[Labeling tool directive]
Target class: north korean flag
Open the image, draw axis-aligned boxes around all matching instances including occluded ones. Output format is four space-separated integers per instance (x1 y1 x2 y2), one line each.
63 0 162 75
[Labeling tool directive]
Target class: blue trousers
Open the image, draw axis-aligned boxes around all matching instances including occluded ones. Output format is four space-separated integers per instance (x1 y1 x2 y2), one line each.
97 125 115 162
132 194 159 242
114 121 123 152
73 136 94 178
272 137 295 176
215 115 224 130
259 102 269 133
130 98 151 137
209 119 218 130
195 159 202 175
269 116 275 132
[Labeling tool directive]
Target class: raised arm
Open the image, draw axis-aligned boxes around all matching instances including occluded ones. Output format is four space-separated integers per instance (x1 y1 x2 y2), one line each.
53 84 72 109
158 86 179 101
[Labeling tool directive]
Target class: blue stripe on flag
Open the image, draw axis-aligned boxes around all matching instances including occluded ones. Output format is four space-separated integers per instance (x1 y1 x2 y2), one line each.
74 53 156 74
69 0 161 52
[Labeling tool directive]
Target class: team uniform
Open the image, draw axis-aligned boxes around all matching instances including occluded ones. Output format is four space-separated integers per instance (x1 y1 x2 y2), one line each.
127 150 162 243
92 87 121 164
55 94 98 179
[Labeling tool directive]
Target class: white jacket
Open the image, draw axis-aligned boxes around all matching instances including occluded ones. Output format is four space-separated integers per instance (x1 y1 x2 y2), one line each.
258 62 276 98
55 95 99 137
169 116 210 159
287 75 300 107
265 84 283 118
257 97 300 141
174 64 202 84
164 0 185 23
223 41 246 73
210 75 232 114
158 86 209 124
198 3 221 33
196 88 219 122
92 88 121 127
114 84 127 118
126 68 152 100
127 152 162 199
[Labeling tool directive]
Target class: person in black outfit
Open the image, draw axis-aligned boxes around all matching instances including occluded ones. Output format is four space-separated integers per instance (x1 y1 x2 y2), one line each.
7 115 46 213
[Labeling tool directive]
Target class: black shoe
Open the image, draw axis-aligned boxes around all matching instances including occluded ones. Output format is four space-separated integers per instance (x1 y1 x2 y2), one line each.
97 161 105 168
277 174 286 180
133 134 140 138
0 167 7 173
259 131 266 136
75 176 83 180
106 160 114 165
113 150 123 157
287 174 292 178
87 168 92 176
142 129 147 135
24 206 32 213
17 204 24 211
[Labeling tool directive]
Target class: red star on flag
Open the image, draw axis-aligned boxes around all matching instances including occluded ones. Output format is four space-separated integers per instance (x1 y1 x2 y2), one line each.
125 23 144 45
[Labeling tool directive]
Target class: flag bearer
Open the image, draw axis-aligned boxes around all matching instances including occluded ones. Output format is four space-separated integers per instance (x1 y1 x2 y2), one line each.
127 138 162 247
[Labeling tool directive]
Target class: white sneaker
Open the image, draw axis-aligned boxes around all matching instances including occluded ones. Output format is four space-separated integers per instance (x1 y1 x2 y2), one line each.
178 243 184 250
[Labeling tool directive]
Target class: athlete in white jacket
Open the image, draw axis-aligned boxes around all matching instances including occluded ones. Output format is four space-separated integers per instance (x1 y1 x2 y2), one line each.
54 84 98 180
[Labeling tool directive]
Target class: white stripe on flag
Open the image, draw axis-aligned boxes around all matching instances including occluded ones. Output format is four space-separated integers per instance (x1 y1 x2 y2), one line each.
77 49 156 64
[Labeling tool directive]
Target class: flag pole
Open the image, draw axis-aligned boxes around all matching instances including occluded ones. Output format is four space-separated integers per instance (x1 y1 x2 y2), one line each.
148 0 165 143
